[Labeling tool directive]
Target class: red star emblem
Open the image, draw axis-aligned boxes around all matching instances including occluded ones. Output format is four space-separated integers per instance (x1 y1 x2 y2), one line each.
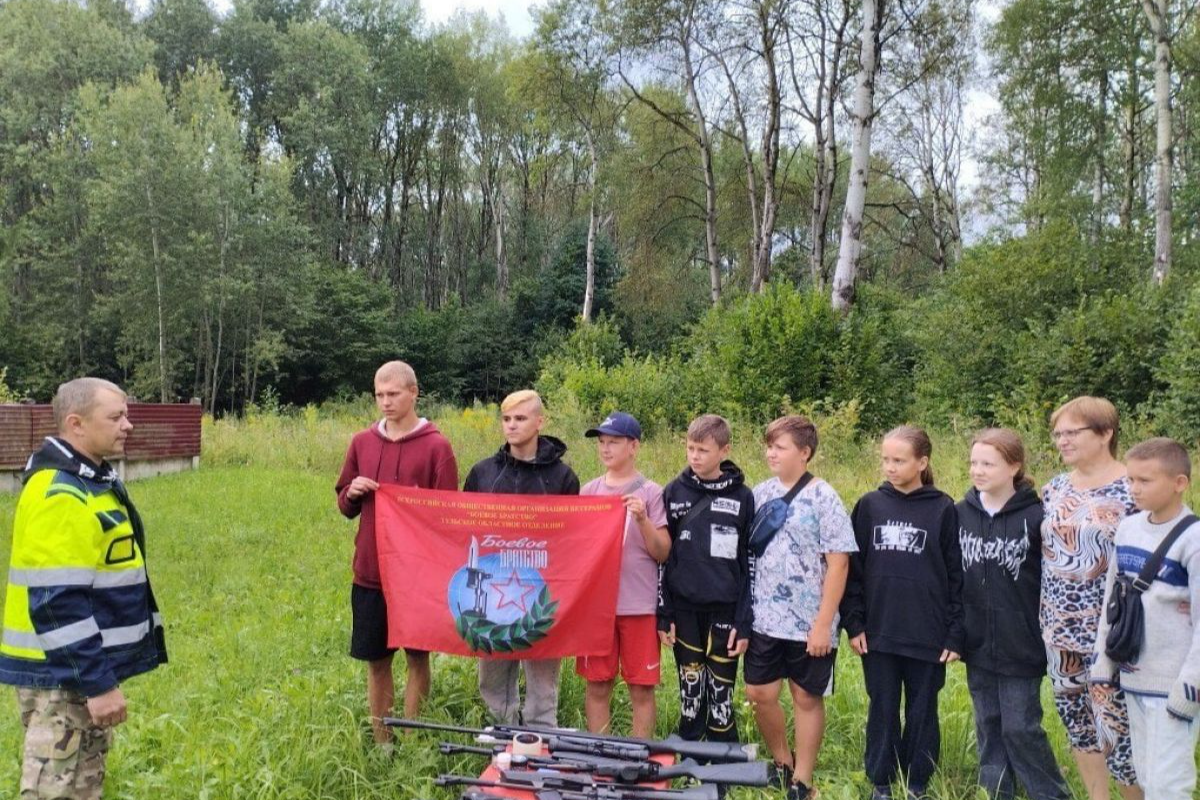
492 571 536 614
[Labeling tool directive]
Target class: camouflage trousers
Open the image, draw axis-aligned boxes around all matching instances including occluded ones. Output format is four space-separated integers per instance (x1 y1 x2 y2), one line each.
16 687 111 799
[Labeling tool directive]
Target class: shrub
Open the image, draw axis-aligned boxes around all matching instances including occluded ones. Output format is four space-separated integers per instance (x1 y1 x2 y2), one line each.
1150 283 1200 443
912 222 1138 422
0 366 23 403
539 283 915 433
538 352 696 435
680 284 837 419
829 285 917 431
1008 286 1170 418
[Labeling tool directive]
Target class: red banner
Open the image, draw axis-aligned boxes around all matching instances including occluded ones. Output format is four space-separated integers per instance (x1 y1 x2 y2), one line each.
375 487 626 659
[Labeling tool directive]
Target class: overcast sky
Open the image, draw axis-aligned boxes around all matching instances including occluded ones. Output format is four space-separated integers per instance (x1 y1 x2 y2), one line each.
420 0 535 34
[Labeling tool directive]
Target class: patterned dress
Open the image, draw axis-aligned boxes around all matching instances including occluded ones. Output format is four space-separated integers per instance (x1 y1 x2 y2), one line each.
1040 473 1137 784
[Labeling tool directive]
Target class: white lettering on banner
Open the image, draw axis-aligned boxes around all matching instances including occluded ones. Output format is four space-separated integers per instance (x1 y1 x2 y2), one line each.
480 535 548 549
500 549 549 569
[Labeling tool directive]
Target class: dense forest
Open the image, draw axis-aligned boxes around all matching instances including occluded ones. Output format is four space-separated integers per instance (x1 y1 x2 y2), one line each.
0 0 1197 439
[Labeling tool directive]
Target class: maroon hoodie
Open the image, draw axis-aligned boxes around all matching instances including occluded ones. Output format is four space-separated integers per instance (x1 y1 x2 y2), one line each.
335 419 459 589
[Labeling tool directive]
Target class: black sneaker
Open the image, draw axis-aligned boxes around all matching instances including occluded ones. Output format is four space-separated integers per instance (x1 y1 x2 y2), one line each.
870 786 893 800
787 781 813 800
905 788 927 800
768 762 794 791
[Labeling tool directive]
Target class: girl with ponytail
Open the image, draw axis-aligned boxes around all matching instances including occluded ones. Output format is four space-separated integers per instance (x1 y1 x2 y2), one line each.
839 425 964 799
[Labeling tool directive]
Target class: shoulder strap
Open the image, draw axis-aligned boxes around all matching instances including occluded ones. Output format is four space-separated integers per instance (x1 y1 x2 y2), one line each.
1133 513 1200 593
678 494 715 531
781 472 814 507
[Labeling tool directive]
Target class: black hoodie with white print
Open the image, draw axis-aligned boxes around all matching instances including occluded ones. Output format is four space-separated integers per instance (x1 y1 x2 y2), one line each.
956 485 1047 677
658 461 756 635
841 483 965 663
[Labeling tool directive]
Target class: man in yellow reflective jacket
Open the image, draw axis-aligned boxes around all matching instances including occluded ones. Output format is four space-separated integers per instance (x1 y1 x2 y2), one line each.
0 378 167 799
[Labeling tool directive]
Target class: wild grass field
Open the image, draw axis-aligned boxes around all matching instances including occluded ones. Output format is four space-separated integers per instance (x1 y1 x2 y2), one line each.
0 401 1194 799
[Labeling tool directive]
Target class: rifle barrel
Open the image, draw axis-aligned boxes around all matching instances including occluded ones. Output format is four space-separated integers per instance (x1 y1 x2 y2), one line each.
386 718 756 763
384 718 508 740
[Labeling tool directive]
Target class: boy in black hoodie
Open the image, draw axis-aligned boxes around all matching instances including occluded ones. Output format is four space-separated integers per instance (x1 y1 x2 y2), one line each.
959 430 1067 800
841 427 964 800
463 390 580 726
658 414 755 742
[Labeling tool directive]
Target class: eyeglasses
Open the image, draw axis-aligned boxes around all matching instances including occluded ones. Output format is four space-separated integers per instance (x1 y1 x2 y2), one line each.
1051 427 1092 442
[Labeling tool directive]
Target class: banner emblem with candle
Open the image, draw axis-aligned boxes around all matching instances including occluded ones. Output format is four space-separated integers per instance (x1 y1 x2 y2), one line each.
375 487 625 659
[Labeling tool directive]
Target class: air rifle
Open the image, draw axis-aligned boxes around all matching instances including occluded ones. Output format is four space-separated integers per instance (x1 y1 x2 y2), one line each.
434 773 720 800
436 742 768 786
384 718 758 764
453 792 660 800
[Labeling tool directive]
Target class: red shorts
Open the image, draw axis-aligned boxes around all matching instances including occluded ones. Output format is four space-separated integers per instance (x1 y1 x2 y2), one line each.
576 614 661 686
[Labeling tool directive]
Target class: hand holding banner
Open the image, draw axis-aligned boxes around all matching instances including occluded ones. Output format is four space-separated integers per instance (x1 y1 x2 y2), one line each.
375 487 625 659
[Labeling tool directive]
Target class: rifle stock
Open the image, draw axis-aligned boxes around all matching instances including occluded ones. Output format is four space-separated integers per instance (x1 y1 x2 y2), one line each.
634 758 767 786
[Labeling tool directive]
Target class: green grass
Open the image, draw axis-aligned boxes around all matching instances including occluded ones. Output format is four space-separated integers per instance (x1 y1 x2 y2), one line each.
1 403 1193 798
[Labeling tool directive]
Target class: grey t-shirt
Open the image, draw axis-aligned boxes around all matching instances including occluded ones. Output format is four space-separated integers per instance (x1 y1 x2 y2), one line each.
751 477 858 642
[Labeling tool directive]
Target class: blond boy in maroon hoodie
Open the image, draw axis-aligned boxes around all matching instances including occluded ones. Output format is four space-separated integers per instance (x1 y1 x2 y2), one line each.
335 361 458 747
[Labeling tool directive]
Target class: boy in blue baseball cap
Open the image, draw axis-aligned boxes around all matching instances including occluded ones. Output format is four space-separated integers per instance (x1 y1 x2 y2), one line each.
576 412 670 736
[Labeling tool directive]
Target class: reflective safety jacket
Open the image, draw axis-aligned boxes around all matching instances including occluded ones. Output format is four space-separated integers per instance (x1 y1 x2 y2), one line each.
0 437 167 696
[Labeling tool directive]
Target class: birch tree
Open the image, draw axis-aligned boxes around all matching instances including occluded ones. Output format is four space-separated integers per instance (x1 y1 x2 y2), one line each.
534 0 622 321
785 0 853 286
705 0 786 293
611 0 725 303
1142 0 1183 284
878 0 971 273
831 0 883 311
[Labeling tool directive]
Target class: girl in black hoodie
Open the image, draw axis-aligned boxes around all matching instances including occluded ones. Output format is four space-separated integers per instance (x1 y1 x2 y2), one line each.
958 429 1068 800
841 426 964 800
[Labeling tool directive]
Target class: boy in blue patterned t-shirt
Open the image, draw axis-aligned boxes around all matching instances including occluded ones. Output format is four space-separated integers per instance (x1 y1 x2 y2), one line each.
744 416 858 800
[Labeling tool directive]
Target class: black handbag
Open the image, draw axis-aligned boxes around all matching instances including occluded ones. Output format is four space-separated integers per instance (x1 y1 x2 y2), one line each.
1104 513 1198 663
748 472 813 557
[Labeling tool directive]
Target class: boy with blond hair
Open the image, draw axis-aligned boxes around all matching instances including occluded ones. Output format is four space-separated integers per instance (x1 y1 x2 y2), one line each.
463 390 579 726
1092 438 1200 800
335 361 458 747
658 414 755 742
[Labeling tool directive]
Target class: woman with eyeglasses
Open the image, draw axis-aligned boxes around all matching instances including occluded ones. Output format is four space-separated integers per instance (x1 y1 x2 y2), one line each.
1040 396 1141 800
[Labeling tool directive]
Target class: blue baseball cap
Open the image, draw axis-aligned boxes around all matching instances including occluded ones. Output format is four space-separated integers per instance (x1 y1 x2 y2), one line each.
585 411 642 440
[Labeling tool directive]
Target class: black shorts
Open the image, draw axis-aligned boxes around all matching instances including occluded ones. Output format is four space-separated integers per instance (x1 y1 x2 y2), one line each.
349 584 427 662
743 631 836 696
